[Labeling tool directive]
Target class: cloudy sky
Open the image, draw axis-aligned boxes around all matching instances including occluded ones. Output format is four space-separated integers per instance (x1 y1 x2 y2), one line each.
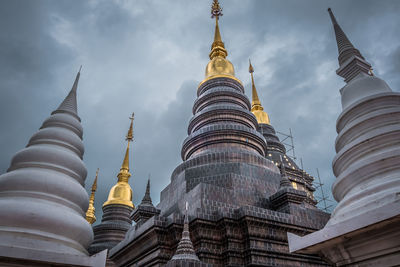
1 0 399 224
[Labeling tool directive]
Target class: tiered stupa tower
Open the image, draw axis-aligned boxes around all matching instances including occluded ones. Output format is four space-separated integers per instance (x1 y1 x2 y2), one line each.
109 1 330 266
288 9 400 266
89 114 135 256
0 70 106 266
248 60 318 206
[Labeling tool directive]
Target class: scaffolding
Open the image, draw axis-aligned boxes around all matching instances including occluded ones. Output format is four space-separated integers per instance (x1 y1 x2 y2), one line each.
277 129 334 213
276 128 296 162
314 168 334 213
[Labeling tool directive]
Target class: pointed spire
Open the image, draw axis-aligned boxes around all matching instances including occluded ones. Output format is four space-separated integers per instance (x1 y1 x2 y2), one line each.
120 143 131 173
327 8 371 82
209 0 227 60
248 60 270 124
126 112 134 141
327 8 364 65
140 177 153 206
53 67 81 117
92 168 99 191
249 59 261 106
120 113 134 173
103 114 135 208
171 202 200 261
86 169 99 224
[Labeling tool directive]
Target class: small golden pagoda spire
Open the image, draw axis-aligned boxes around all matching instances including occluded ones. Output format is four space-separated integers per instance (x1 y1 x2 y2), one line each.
103 113 135 208
86 168 99 224
249 59 270 124
201 0 241 85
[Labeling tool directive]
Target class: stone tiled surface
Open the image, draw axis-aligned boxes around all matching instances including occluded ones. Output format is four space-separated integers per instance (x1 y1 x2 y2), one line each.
109 77 330 266
197 78 244 96
158 158 280 218
110 197 330 266
183 77 268 162
192 86 250 114
132 203 161 229
165 260 213 267
89 204 133 255
259 122 319 205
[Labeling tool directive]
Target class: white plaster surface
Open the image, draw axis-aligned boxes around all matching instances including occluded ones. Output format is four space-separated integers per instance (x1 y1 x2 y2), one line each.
0 73 97 262
0 245 107 267
340 72 391 109
287 72 400 265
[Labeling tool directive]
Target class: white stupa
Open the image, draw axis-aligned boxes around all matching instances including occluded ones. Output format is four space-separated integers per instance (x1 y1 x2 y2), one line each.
287 9 400 266
0 69 106 266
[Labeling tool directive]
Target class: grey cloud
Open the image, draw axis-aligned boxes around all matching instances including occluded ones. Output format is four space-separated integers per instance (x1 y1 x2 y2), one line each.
1 0 399 220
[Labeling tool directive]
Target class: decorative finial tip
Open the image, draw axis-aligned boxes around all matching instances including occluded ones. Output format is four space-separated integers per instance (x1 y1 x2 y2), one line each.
79 65 82 73
249 59 254 73
327 7 338 25
126 112 134 141
92 169 99 191
211 0 223 19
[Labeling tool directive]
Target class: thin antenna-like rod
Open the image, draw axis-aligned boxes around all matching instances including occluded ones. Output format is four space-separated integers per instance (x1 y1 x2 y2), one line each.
300 158 306 187
316 168 332 212
289 128 296 161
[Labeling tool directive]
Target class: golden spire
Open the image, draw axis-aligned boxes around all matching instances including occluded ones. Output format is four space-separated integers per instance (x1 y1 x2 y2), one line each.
209 0 227 60
249 60 270 124
120 113 134 172
86 168 99 224
201 0 241 86
103 113 135 208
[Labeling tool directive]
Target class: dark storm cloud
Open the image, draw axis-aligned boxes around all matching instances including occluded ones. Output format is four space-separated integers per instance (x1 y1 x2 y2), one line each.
1 0 399 222
0 0 75 172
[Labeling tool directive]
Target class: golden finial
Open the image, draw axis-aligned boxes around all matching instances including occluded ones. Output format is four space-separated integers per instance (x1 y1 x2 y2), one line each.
126 112 134 141
200 0 242 86
249 59 254 73
249 59 260 106
92 168 99 191
248 60 270 125
211 0 223 20
209 0 227 60
121 113 134 172
103 114 135 208
86 168 99 224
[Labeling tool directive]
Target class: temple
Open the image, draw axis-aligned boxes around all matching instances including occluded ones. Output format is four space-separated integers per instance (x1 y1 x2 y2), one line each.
0 1 398 267
108 1 329 266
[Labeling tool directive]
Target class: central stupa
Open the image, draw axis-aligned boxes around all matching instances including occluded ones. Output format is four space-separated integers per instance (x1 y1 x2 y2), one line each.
108 1 330 266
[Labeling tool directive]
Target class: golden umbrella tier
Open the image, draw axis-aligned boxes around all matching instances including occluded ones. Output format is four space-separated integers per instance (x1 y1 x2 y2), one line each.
103 181 134 208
